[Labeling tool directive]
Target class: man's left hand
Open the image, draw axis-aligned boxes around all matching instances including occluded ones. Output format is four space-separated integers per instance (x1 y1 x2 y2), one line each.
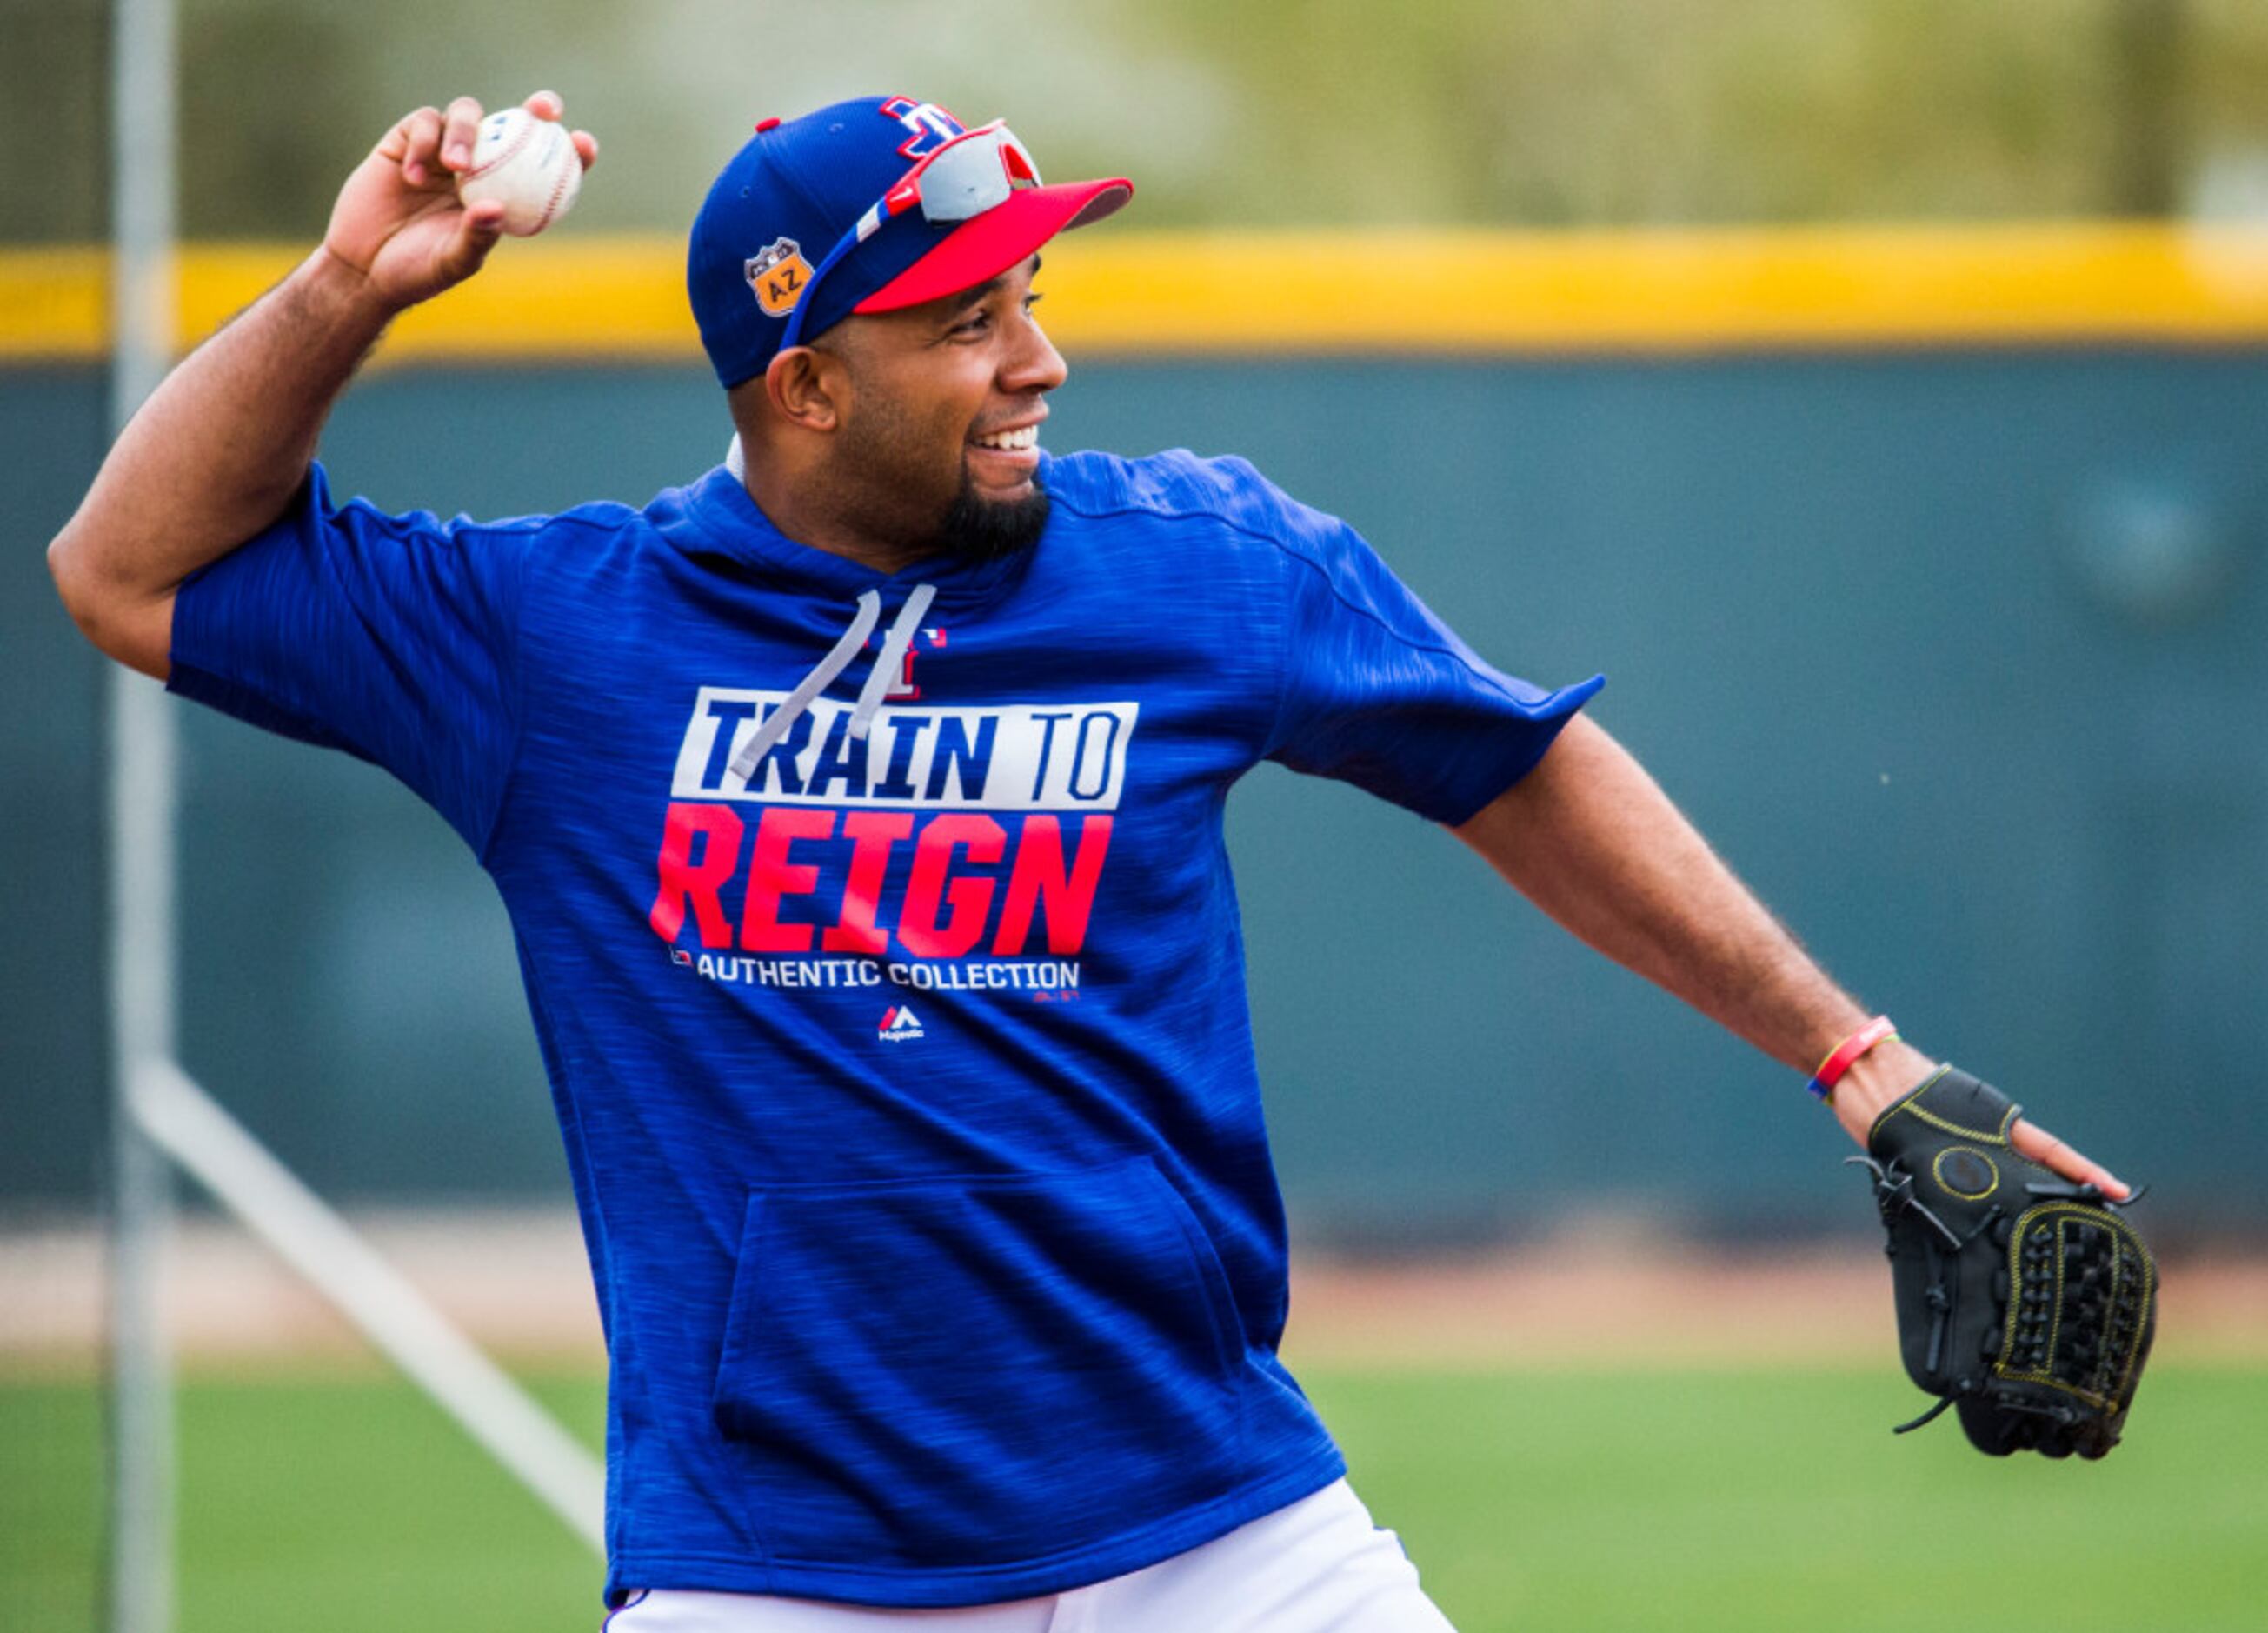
1830 1038 2132 1200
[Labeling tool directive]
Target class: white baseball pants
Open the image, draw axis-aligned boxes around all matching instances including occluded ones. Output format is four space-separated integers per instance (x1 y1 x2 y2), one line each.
604 1479 1457 1631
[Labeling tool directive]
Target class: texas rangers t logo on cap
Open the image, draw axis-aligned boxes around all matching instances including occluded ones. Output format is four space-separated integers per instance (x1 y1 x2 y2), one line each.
881 96 964 158
745 237 813 318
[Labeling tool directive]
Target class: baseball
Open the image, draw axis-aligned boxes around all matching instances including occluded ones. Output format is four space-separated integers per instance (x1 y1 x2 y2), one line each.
457 105 582 237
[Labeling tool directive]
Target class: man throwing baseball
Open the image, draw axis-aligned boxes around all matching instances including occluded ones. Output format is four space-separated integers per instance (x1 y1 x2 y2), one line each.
50 90 2132 1629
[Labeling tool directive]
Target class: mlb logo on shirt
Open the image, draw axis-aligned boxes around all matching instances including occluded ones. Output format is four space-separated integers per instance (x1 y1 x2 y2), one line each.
878 1004 925 1043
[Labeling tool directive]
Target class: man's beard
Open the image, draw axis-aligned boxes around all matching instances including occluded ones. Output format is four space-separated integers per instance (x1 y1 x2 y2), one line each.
929 469 1051 564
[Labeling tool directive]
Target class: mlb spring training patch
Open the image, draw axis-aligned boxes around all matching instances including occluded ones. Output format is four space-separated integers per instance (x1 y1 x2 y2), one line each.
742 237 813 320
167 448 1599 1603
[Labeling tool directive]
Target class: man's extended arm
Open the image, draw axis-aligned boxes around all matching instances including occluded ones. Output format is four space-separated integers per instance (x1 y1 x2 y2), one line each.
1455 712 2128 1194
45 93 594 680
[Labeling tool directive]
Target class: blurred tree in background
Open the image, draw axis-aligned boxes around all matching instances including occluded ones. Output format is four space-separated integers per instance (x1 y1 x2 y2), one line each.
4 0 2267 243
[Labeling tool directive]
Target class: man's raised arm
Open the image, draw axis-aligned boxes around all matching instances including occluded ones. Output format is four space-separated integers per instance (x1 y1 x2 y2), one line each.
1455 712 2129 1194
45 92 595 680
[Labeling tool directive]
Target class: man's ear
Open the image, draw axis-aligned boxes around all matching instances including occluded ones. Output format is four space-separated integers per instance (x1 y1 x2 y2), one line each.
766 345 846 432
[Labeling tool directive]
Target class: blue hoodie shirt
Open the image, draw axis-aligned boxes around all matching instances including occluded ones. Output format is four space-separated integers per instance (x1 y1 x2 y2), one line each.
169 447 1602 1606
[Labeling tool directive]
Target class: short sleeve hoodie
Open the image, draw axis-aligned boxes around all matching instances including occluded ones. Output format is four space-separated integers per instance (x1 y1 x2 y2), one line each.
169 447 1602 1606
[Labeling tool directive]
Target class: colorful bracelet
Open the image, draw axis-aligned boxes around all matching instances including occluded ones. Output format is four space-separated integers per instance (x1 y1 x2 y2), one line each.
1806 1015 1899 1103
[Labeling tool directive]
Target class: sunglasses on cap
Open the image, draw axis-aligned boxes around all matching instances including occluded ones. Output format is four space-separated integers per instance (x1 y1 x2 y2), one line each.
778 122 1043 350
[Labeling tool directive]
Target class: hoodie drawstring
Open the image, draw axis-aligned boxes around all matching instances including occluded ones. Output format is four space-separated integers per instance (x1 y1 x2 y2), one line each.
850 583 936 741
727 583 937 783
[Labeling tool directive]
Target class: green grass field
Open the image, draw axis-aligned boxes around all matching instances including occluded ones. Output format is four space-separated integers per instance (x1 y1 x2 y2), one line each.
5 1364 2264 1632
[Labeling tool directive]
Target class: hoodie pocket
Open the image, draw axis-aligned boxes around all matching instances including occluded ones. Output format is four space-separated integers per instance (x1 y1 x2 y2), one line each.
711 1155 1247 1570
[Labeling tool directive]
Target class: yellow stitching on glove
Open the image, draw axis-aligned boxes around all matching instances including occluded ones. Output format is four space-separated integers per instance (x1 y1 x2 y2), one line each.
1892 1098 2016 1145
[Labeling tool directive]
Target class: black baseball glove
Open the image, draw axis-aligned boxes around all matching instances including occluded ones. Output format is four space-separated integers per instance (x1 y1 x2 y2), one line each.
1850 1066 2156 1458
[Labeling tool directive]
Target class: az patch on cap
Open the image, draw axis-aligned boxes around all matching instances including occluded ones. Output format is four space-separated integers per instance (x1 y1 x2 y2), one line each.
745 237 813 319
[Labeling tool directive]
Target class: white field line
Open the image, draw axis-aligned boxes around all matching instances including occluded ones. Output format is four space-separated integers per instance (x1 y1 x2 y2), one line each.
127 1061 604 1553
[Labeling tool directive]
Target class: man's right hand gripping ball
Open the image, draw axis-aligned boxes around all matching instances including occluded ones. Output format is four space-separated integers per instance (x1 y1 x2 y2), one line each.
323 91 596 312
1853 1068 2156 1458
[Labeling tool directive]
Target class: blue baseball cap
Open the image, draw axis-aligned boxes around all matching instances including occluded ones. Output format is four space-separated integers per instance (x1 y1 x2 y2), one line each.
688 95 1133 390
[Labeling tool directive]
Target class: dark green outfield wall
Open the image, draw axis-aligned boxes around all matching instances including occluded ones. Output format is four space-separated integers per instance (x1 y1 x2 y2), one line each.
6 353 2265 1238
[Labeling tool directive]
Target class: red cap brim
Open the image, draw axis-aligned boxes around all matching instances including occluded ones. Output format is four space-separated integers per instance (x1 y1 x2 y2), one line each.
854 178 1133 314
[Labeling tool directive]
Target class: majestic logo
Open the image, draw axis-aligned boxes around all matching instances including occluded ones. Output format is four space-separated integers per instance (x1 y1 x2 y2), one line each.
880 96 964 158
745 237 813 318
877 1003 925 1043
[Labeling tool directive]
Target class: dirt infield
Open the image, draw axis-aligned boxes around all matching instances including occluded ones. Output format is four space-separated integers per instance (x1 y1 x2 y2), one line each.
3 1210 2262 1369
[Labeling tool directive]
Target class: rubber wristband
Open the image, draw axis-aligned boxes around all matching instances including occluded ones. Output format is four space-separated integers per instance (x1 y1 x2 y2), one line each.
1806 1015 1899 1103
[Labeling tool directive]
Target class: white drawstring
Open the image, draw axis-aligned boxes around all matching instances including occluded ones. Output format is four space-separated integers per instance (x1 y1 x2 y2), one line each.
724 583 938 784
728 590 881 783
850 583 936 742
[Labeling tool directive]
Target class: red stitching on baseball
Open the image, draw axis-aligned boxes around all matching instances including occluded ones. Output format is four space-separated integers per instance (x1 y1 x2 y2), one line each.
537 151 575 232
528 125 575 232
463 113 536 183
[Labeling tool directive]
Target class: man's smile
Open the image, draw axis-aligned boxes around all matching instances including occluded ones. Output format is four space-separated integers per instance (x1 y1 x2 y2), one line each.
971 423 1041 453
968 417 1045 486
